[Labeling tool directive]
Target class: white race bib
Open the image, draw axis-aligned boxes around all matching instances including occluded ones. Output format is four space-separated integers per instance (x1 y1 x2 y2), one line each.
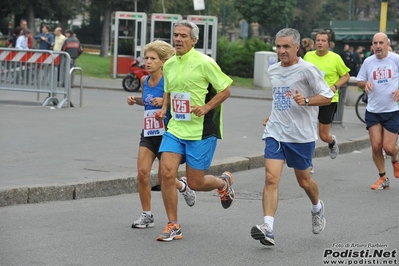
143 109 165 137
171 92 191 121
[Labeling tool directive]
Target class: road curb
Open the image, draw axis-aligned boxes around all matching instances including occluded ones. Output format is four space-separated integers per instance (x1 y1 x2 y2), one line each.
0 138 370 207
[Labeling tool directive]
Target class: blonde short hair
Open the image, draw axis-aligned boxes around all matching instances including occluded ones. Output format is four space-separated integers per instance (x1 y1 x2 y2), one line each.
143 40 175 61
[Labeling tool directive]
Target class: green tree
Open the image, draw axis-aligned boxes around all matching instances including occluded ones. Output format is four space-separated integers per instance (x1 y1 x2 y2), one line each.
233 0 297 29
292 0 320 38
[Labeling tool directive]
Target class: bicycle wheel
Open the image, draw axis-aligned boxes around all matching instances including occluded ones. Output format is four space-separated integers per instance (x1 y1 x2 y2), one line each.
355 93 366 124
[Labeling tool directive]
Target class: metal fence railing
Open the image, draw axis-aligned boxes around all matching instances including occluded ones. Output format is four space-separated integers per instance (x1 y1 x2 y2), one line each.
0 48 80 108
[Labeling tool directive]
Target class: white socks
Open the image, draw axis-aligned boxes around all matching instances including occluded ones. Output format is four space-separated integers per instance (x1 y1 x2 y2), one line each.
311 200 321 213
263 216 274 230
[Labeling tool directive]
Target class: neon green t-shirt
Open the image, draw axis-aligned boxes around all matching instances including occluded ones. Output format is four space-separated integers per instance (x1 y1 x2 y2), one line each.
163 48 233 140
304 51 350 102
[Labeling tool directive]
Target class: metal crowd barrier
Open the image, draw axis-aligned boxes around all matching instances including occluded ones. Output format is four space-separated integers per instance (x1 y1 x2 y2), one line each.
0 48 77 108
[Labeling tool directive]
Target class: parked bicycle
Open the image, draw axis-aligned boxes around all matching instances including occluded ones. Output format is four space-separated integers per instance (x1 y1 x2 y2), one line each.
355 91 367 124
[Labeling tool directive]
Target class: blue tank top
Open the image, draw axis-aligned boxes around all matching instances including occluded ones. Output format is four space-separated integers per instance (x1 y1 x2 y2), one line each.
142 76 171 125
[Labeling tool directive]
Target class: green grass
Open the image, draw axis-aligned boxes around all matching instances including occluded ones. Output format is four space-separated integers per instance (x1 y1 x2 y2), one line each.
75 53 111 79
76 53 254 87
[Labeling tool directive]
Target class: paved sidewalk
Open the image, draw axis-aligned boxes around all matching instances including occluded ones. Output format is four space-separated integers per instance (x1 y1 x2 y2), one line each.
0 77 370 206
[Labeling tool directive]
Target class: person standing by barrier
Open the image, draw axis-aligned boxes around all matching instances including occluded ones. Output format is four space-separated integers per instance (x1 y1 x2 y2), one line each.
356 32 399 190
34 25 54 50
61 29 83 87
16 29 30 50
156 20 235 242
53 27 66 85
20 19 32 49
7 27 22 48
250 28 333 247
304 30 350 172
126 40 196 229
53 27 66 51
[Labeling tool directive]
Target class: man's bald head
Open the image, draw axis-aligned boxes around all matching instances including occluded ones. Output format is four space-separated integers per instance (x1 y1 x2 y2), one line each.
372 32 390 59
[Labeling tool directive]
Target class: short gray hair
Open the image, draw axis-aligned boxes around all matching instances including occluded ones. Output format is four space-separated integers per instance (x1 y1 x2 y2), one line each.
174 20 199 44
275 28 301 46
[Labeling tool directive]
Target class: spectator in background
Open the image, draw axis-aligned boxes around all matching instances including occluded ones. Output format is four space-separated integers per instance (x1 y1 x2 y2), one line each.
53 27 66 51
297 38 314 58
7 26 22 48
34 25 54 50
53 27 66 85
353 46 365 74
340 44 356 76
62 29 83 86
16 29 30 50
329 41 335 51
365 45 374 58
20 19 33 49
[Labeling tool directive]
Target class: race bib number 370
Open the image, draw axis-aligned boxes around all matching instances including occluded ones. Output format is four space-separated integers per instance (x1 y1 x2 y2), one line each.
143 109 165 137
171 92 191 121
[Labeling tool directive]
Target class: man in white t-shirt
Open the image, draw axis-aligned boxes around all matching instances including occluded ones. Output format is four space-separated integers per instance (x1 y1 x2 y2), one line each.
357 32 399 190
250 28 334 247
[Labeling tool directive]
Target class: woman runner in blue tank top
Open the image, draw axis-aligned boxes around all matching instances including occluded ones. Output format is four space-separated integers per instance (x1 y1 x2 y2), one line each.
126 40 196 229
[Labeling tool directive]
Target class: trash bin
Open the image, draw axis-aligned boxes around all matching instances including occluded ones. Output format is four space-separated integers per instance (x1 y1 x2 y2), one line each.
332 85 347 127
253 51 277 88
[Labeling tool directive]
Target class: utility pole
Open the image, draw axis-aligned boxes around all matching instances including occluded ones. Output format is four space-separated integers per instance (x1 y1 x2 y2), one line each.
348 0 352 20
134 0 137 12
206 0 210 15
222 0 226 36
379 0 388 32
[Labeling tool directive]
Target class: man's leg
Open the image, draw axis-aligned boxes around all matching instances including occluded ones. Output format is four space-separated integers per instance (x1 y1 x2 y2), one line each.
250 159 283 246
294 168 319 206
185 166 225 191
263 159 284 217
369 124 385 173
368 124 391 189
318 104 339 159
294 168 326 234
159 152 183 223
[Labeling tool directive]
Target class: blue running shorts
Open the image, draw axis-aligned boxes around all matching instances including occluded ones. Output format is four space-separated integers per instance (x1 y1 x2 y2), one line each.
159 131 217 171
264 137 315 170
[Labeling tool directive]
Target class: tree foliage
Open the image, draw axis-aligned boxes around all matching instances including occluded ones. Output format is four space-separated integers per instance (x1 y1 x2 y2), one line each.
233 0 297 29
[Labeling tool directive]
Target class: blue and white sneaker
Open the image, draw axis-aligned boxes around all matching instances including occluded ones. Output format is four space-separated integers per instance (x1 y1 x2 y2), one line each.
312 200 326 234
251 223 275 246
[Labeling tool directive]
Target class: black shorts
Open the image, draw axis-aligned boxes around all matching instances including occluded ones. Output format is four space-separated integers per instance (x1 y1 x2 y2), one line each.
318 103 338 124
139 130 162 160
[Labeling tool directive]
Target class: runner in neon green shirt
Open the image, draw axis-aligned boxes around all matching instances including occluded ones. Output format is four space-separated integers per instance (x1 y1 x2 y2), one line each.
163 47 232 140
156 20 235 242
304 31 350 167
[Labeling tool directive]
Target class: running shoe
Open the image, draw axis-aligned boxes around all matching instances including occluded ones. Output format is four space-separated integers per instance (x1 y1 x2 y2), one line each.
329 135 339 159
156 222 182 242
392 161 399 178
131 213 154 229
251 223 275 246
312 200 326 234
371 176 390 190
179 176 196 207
217 171 235 209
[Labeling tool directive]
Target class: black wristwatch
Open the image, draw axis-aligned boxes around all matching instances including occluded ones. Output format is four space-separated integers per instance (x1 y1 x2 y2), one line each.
305 97 309 106
334 84 339 91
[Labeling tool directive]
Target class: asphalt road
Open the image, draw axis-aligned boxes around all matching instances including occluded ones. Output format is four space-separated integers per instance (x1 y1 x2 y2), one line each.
1 147 398 266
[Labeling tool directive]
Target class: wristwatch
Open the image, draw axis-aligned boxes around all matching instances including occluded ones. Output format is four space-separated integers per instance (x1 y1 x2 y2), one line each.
334 84 339 91
305 97 309 106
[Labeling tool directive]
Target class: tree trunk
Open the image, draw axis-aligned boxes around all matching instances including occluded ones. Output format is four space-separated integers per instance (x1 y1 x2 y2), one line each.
26 3 36 46
100 8 111 57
